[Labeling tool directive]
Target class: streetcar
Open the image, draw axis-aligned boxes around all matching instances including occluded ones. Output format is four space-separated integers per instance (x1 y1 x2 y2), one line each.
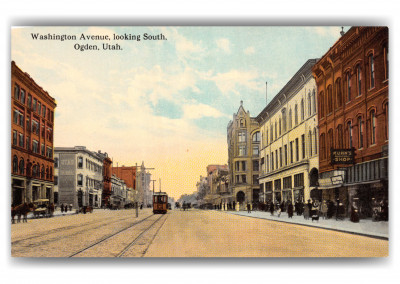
153 192 168 214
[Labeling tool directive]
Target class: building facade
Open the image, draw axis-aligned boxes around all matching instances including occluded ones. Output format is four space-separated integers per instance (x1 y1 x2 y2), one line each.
227 101 260 209
312 27 388 218
54 146 103 208
137 162 152 207
203 165 229 206
95 151 112 207
110 174 128 208
257 59 319 206
11 61 57 206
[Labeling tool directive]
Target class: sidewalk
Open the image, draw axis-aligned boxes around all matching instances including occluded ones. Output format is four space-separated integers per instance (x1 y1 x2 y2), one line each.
223 210 389 240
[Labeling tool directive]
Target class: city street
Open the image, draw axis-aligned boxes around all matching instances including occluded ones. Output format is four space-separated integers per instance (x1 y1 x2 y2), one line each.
11 208 388 257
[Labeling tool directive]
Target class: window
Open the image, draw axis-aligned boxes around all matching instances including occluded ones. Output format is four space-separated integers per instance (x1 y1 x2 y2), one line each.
241 175 246 183
327 85 333 114
42 105 46 117
384 45 389 80
283 176 292 189
266 155 269 172
328 129 333 160
279 147 282 167
41 165 45 179
294 173 304 187
319 92 325 118
347 72 351 102
371 110 376 144
13 155 18 173
54 176 58 186
301 99 305 121
54 157 59 168
78 156 83 168
335 78 342 108
19 158 24 174
295 138 299 161
282 108 287 132
239 119 245 128
37 102 41 115
77 174 83 186
308 92 312 116
308 131 312 157
13 109 18 124
284 144 288 166
357 64 362 96
252 131 260 142
270 124 274 141
19 133 24 147
253 160 259 171
358 117 363 148
275 149 278 169
294 104 298 125
347 121 353 148
33 98 37 112
46 147 53 158
290 141 293 163
337 125 344 148
275 121 277 138
252 175 259 185
238 131 246 142
32 120 39 135
32 140 39 153
301 134 305 159
241 161 246 171
41 144 45 156
321 134 326 160
271 152 274 171
369 54 375 88
312 89 316 113
289 109 293 129
314 128 318 155
26 136 30 151
14 84 20 100
27 94 32 109
274 179 281 191
20 89 25 104
238 145 246 156
252 146 259 157
13 131 17 145
279 117 282 136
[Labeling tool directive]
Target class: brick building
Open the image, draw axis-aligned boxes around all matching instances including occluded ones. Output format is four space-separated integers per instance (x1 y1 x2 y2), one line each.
312 27 388 218
95 151 112 207
11 61 57 206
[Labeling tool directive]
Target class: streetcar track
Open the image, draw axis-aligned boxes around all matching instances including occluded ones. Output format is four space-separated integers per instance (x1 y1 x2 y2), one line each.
137 213 169 258
11 214 136 245
68 214 161 257
117 213 168 257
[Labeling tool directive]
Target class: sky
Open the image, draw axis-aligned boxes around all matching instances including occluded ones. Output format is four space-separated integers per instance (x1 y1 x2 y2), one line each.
11 26 349 199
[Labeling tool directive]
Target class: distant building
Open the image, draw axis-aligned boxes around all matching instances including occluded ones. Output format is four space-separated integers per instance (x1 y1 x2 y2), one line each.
256 59 319 205
227 101 261 209
110 174 127 208
137 162 152 207
54 146 103 208
11 61 57 206
95 151 112 207
313 27 388 217
203 165 229 206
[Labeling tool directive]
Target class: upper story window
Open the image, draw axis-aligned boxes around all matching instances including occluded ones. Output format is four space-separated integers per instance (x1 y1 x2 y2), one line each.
252 146 259 157
327 85 333 114
335 78 342 108
282 108 287 132
358 116 364 148
337 124 344 149
27 94 32 109
238 131 246 142
347 72 351 102
33 98 37 112
301 99 305 121
371 110 376 145
54 157 59 168
279 117 282 136
384 45 389 80
20 89 26 104
319 92 325 118
239 119 246 128
42 105 46 118
357 64 362 96
308 92 312 116
289 109 293 129
37 101 41 115
312 89 316 114
275 121 277 138
14 84 20 100
238 145 247 156
78 156 83 168
77 174 83 186
347 121 353 148
252 131 261 143
294 104 298 125
369 54 375 89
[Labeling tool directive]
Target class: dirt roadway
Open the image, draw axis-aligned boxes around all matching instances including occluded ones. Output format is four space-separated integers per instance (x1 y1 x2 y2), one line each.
144 209 388 257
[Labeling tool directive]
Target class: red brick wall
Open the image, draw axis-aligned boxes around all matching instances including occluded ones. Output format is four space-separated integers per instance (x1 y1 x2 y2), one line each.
313 27 388 173
112 166 137 189
11 61 57 181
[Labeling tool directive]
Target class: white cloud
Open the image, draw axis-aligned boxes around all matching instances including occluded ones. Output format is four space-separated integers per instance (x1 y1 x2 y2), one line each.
306 27 342 38
244 46 255 55
216 38 231 53
209 69 262 95
182 103 229 120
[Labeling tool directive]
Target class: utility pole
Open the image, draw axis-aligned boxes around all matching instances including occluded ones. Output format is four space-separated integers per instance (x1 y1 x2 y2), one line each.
151 179 156 195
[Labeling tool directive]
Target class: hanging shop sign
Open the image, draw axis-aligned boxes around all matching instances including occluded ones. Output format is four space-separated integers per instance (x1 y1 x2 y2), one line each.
331 149 355 164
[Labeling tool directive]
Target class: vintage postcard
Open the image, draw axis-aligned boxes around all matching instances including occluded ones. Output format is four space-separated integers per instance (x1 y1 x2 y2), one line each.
11 26 388 257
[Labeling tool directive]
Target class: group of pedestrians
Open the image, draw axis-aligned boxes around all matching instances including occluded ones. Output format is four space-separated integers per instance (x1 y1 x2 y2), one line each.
60 203 72 213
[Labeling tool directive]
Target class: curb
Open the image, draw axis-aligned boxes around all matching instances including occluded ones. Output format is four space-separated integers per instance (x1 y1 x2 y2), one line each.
221 210 389 241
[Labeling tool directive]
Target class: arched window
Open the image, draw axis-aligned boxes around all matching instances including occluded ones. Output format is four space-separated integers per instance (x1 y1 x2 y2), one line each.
252 131 261 142
358 116 364 148
347 121 353 148
294 104 298 125
41 164 45 179
26 162 32 176
347 72 351 102
319 92 325 118
279 117 282 136
383 45 389 80
46 166 49 179
335 78 342 108
312 89 316 114
314 128 318 155
356 64 362 96
328 129 333 160
320 133 326 160
270 124 274 141
308 130 312 157
13 155 18 173
32 164 37 177
282 108 287 132
19 158 24 174
369 53 375 89
301 99 305 121
308 91 312 116
371 110 376 144
327 85 333 114
289 109 292 129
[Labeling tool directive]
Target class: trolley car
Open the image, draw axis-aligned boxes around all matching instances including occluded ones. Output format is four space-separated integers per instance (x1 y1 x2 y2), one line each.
153 192 168 214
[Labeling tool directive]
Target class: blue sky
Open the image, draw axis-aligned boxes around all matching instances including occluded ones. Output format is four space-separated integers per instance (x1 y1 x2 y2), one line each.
12 26 349 198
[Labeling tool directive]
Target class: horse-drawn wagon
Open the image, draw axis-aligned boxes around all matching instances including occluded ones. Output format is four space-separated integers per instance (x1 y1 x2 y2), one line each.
33 199 54 218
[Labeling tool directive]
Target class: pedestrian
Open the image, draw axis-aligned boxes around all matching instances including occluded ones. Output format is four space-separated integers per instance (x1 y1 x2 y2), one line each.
303 203 310 220
61 203 64 213
277 205 282 217
350 203 359 223
287 202 294 218
320 200 328 219
64 204 68 212
270 202 274 216
69 204 72 211
247 202 251 213
336 202 345 220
